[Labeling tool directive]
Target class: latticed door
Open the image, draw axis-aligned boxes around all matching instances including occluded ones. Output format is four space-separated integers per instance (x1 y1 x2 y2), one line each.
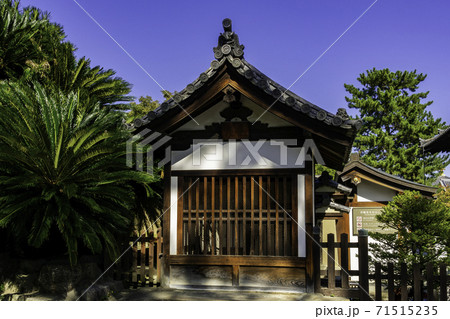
179 174 298 256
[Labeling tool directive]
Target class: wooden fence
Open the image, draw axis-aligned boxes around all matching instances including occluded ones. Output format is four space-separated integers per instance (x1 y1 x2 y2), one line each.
117 228 163 287
313 227 449 301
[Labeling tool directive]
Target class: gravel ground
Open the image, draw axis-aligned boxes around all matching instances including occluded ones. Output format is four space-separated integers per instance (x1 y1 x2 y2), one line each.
116 287 349 301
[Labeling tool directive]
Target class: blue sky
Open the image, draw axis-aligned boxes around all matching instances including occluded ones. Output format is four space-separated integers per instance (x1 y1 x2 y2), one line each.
20 0 450 172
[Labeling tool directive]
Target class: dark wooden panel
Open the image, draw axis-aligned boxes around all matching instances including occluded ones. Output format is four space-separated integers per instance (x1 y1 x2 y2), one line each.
221 121 250 139
170 265 233 287
232 265 240 287
239 266 305 288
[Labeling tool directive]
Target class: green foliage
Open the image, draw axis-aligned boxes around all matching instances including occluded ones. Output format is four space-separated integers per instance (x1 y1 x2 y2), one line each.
0 82 160 265
127 96 160 122
369 191 450 275
345 68 449 184
0 0 164 266
315 164 336 178
0 0 132 110
126 92 173 122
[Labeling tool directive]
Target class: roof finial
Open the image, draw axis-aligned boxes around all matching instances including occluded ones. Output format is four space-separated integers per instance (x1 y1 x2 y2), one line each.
213 18 245 60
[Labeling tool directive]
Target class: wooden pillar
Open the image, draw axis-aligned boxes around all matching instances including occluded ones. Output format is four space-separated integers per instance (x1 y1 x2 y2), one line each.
327 233 335 289
340 233 349 289
161 164 171 287
312 226 321 293
305 160 314 293
358 229 370 300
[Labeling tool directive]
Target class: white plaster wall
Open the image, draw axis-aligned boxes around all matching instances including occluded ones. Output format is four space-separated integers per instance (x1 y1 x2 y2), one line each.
356 180 397 202
349 179 397 277
174 95 294 131
172 141 308 171
170 176 178 255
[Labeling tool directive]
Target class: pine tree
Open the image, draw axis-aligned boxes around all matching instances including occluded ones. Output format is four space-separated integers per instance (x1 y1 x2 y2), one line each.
369 191 450 279
345 68 449 184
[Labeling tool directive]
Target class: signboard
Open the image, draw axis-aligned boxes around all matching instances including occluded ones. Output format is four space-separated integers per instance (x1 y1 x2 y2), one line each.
352 207 396 236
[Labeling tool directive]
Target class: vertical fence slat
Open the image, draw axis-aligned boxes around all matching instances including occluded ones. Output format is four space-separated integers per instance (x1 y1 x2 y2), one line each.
283 177 288 256
227 177 231 255
440 263 447 301
313 226 321 293
388 262 395 301
401 263 408 301
413 263 422 301
267 177 272 256
219 177 223 255
327 233 335 289
258 176 263 255
235 176 239 255
156 234 162 285
375 262 382 301
131 242 138 287
141 240 148 286
203 177 208 255
426 262 434 301
195 181 200 254
211 177 215 255
187 178 193 254
275 177 280 256
250 177 255 255
340 233 349 289
358 229 370 301
242 176 246 256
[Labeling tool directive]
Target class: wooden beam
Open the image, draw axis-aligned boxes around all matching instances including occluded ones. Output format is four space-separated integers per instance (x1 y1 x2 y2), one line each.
169 255 306 267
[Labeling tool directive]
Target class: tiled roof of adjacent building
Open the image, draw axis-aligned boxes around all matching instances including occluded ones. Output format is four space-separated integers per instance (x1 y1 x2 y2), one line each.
340 153 437 196
420 127 450 153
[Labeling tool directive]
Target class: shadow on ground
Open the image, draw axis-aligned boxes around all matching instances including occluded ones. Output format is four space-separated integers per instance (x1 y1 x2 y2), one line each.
116 288 349 301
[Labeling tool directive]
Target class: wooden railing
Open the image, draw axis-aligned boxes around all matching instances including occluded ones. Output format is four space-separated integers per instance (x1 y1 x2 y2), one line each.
313 227 449 301
117 228 163 287
373 262 448 301
180 175 296 256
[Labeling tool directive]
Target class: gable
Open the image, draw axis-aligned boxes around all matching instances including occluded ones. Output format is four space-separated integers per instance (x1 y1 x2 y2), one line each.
174 95 295 131
134 20 361 170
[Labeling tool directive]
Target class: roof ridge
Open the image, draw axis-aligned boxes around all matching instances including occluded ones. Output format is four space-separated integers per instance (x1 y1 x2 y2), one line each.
133 19 363 132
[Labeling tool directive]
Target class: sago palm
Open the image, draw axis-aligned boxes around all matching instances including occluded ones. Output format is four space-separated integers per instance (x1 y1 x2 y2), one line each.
0 81 160 265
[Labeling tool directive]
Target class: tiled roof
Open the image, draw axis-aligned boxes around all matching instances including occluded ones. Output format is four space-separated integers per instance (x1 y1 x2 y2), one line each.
340 154 437 196
133 19 362 132
420 127 450 153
